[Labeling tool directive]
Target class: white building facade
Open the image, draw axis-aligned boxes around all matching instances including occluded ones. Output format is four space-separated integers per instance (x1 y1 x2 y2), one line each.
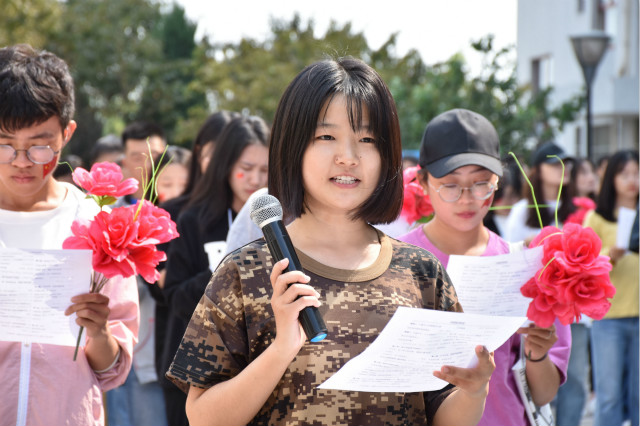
517 0 639 161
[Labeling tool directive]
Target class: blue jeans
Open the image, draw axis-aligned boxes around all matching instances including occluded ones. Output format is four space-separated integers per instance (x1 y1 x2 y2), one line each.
555 323 590 426
106 368 168 426
590 317 639 426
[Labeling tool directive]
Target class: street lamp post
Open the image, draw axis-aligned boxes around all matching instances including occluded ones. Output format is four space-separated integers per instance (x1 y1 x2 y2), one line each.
570 31 610 162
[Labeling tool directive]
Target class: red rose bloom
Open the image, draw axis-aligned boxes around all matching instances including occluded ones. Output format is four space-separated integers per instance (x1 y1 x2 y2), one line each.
522 223 616 327
72 162 138 198
63 209 139 278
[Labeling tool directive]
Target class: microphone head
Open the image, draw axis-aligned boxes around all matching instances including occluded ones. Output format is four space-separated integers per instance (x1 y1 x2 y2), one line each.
250 193 283 228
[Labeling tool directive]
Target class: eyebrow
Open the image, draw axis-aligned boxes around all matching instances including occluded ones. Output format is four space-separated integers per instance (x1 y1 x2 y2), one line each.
315 122 372 131
0 131 57 139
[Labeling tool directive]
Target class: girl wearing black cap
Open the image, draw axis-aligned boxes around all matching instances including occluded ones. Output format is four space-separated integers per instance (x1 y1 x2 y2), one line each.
400 109 571 426
503 141 576 244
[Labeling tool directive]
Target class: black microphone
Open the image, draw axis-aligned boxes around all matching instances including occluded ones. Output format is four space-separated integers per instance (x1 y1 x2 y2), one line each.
250 193 327 342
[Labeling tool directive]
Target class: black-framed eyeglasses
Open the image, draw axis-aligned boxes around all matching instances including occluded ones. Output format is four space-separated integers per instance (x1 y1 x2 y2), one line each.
0 145 59 165
428 181 496 202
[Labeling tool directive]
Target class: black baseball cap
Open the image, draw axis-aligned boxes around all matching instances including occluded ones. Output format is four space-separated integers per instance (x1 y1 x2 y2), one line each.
419 109 502 178
530 141 573 167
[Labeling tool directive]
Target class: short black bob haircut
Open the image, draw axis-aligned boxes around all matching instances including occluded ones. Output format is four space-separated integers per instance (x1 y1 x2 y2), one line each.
268 57 403 224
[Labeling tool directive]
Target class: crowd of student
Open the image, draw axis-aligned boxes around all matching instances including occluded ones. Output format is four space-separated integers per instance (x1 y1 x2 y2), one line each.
0 43 638 426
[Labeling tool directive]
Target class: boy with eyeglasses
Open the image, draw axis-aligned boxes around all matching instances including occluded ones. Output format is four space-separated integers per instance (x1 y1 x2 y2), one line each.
0 44 139 426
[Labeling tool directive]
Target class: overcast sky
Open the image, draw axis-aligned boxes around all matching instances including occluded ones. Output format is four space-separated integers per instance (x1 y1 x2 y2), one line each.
175 0 518 75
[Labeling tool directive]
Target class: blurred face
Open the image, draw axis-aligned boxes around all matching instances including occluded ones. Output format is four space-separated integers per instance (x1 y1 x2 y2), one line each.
576 161 598 197
0 116 75 210
539 161 572 188
121 136 166 184
229 143 268 212
199 141 214 174
614 160 639 201
301 95 381 219
423 165 498 233
156 162 188 203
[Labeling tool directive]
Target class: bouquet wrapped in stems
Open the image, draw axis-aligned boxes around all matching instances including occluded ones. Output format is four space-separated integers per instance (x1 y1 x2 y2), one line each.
63 160 179 360
510 153 616 328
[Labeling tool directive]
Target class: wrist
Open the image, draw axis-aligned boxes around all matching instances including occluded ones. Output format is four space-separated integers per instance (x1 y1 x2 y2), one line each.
526 351 548 362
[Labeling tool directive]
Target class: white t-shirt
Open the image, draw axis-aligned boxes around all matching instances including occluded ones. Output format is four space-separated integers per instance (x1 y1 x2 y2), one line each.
503 198 559 243
0 183 99 249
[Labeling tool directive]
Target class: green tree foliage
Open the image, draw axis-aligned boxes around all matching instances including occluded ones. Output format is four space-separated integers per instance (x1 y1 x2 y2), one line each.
135 3 207 146
392 35 583 155
45 0 164 160
196 14 390 125
0 0 62 47
1 8 582 162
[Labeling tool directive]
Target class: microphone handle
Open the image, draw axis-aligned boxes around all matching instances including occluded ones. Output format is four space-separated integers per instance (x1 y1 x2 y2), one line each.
263 221 328 342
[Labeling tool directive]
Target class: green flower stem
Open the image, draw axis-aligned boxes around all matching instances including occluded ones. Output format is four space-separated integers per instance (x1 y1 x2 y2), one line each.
551 155 565 229
509 152 543 229
489 204 552 211
537 256 557 283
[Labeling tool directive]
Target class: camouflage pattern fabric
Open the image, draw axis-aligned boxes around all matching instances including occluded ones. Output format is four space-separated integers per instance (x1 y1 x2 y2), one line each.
167 230 462 425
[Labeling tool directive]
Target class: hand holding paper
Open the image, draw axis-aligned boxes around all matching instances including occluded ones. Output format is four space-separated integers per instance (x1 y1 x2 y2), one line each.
433 344 495 399
318 307 525 392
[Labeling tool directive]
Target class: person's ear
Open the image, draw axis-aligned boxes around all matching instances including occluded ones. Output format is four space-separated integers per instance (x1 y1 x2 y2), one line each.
62 120 77 148
417 170 429 194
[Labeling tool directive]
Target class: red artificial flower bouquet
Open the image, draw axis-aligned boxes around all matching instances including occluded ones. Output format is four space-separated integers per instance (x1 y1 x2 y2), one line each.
521 223 615 327
401 166 434 225
62 161 179 359
510 153 616 328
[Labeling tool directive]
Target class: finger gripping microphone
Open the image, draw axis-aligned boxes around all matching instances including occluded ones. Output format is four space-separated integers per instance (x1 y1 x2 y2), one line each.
250 194 328 342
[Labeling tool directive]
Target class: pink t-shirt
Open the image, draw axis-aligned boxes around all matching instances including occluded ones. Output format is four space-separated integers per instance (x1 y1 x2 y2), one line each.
399 226 571 426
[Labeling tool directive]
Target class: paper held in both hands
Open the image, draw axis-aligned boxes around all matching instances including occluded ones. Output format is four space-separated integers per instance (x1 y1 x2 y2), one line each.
318 246 544 393
0 247 91 347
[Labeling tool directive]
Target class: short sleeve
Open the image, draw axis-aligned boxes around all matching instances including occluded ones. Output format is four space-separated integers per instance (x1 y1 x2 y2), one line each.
166 255 249 393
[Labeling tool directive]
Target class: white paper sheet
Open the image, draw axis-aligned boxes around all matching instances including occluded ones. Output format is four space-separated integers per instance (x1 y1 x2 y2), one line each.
0 248 92 346
318 307 526 392
616 206 636 250
446 246 543 318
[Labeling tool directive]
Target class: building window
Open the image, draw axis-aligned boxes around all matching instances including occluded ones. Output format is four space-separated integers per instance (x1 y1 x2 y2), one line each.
593 0 606 30
578 0 586 12
531 56 554 94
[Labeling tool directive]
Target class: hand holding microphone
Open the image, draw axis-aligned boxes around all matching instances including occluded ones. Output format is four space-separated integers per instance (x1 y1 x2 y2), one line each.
250 194 328 343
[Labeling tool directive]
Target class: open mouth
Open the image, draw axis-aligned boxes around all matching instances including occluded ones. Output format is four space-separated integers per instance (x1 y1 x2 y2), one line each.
332 176 359 184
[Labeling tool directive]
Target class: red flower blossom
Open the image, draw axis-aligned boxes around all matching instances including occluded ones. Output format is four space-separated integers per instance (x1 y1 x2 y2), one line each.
522 223 615 327
63 201 179 283
63 158 178 360
401 166 433 224
132 200 179 246
72 162 138 198
565 197 596 225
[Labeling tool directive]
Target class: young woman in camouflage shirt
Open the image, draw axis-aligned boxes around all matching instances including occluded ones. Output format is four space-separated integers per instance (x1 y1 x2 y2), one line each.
168 57 495 426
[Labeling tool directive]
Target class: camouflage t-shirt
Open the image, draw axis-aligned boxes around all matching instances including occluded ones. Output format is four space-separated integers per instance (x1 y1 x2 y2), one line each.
167 230 462 426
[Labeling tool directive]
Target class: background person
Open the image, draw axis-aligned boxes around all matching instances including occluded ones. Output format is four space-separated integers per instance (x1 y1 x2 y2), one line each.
161 114 269 426
584 149 639 426
503 141 576 244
